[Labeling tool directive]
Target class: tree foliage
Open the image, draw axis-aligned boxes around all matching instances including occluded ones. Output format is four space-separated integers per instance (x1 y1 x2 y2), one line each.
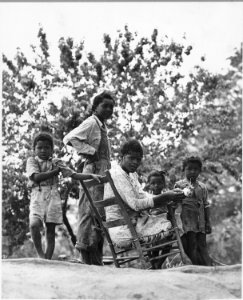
2 26 242 263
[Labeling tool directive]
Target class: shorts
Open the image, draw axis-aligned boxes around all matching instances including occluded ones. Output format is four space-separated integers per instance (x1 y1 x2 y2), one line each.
29 186 63 225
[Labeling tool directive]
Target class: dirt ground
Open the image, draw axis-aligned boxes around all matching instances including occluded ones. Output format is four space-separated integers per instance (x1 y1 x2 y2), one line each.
1 258 241 299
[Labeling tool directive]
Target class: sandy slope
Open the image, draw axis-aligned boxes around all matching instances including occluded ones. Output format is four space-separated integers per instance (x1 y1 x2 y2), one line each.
1 258 241 299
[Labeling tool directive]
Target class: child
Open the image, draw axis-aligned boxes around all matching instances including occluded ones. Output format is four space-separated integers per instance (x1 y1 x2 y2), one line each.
174 155 212 266
26 131 101 260
63 91 115 265
146 170 168 215
145 170 173 268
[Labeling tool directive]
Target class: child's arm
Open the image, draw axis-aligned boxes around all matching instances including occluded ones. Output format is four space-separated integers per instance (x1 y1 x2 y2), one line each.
27 157 60 184
203 185 212 234
31 168 60 184
205 206 212 234
71 173 102 183
53 159 101 182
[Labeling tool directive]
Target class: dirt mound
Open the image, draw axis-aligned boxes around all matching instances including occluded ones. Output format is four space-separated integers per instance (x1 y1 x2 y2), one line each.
2 258 241 299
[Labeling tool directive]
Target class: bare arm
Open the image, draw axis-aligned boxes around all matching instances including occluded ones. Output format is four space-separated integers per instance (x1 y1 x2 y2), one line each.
205 206 212 234
31 168 60 183
153 190 185 208
71 173 102 182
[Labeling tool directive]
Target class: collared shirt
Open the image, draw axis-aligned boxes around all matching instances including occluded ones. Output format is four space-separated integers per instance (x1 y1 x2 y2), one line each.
63 115 111 160
26 156 76 188
104 163 154 223
174 179 210 233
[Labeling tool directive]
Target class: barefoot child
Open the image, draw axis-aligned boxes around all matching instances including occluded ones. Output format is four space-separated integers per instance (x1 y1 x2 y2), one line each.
174 156 212 266
63 91 115 265
26 132 101 259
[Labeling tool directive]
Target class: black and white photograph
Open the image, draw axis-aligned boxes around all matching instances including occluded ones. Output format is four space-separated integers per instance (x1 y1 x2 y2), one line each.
1 1 242 299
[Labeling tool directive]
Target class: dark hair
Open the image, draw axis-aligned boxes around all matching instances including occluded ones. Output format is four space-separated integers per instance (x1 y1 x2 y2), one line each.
120 139 143 157
33 132 54 150
147 170 166 186
91 91 115 112
182 155 202 171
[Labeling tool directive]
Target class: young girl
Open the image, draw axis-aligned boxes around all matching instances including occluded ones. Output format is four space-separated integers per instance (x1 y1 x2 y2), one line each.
63 91 115 265
146 170 167 215
174 156 212 266
26 132 101 260
145 170 174 268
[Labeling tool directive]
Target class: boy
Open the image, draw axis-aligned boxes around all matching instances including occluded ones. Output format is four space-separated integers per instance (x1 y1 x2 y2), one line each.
174 155 212 266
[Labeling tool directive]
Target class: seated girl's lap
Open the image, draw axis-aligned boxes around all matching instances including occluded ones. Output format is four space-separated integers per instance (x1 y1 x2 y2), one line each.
109 213 172 248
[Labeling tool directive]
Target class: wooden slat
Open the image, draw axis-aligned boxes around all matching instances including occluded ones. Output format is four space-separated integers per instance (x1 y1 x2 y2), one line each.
149 250 180 262
117 257 140 264
104 219 127 228
94 197 116 208
141 239 176 250
116 256 140 261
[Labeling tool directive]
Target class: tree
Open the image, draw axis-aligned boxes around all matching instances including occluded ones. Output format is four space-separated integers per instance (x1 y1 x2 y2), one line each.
2 26 241 263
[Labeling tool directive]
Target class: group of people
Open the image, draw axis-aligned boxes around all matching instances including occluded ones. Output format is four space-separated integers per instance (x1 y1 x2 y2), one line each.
26 91 212 267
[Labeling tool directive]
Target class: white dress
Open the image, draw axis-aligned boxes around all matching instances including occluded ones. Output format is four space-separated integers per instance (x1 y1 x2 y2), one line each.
104 163 172 248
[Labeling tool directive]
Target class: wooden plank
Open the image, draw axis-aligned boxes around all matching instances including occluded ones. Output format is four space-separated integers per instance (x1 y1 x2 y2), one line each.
104 219 127 228
149 250 181 262
94 197 116 208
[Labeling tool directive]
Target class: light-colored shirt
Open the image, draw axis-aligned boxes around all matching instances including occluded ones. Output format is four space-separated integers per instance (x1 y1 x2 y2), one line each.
26 156 76 188
63 115 111 159
104 163 171 248
105 163 154 222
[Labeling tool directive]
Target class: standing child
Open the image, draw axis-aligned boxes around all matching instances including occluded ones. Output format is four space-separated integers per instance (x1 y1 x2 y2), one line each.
26 132 101 259
63 91 115 265
174 156 212 266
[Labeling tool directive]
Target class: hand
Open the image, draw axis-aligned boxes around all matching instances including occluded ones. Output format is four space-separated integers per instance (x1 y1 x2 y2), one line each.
205 223 212 234
86 152 99 163
163 191 185 202
91 174 102 183
53 167 60 175
172 191 186 203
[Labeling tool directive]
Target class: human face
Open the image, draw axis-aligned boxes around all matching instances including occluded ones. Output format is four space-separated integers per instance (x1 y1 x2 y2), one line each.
35 140 53 160
95 98 114 121
149 176 165 195
121 151 143 173
185 162 201 183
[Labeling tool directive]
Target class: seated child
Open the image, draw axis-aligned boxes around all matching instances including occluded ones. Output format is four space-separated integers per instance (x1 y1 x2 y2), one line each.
145 170 168 216
26 131 101 259
174 155 212 266
104 139 185 269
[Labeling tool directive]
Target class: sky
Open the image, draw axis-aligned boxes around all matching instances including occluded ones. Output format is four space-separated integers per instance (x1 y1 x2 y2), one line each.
0 2 243 74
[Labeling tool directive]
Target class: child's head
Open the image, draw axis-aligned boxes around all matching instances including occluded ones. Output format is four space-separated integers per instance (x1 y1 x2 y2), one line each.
147 170 166 195
120 139 143 173
182 155 202 183
33 132 54 160
92 91 115 121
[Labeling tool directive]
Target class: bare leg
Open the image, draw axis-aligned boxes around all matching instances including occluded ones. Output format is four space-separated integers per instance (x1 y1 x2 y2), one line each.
29 218 45 258
184 232 199 265
45 223 56 259
197 233 212 266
